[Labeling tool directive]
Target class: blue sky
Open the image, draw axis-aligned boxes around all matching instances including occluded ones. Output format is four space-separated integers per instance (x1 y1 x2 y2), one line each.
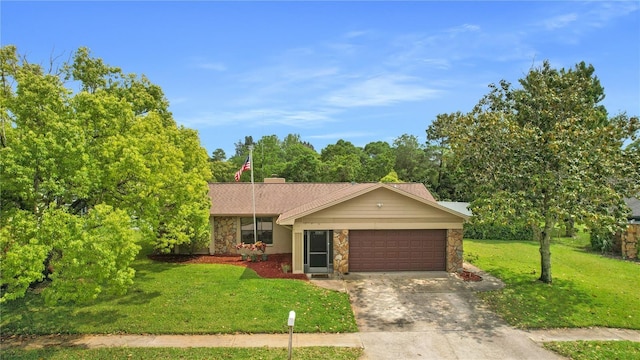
2 1 639 157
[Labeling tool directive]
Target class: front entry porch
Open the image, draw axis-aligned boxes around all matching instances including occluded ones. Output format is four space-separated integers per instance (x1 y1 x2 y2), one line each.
304 230 333 273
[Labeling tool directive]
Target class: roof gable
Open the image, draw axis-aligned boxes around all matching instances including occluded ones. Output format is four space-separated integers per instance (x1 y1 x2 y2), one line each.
276 183 469 225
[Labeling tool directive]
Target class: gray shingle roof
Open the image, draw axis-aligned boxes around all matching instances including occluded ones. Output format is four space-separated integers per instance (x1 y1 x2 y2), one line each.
437 202 472 217
625 198 640 220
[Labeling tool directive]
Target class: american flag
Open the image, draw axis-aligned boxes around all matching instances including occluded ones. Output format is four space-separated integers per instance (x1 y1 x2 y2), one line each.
234 156 251 181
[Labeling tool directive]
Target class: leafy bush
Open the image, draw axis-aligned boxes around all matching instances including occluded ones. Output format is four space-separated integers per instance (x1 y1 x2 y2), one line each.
463 222 533 240
589 227 615 253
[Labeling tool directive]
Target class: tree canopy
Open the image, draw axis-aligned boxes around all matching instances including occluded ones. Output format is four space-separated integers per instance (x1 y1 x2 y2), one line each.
431 61 639 283
218 133 448 190
0 46 212 303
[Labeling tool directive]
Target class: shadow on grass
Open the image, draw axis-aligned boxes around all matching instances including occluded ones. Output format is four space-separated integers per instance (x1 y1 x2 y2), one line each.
67 309 126 330
239 266 262 280
1 301 126 336
3 348 59 359
115 288 162 305
3 345 88 359
480 269 598 328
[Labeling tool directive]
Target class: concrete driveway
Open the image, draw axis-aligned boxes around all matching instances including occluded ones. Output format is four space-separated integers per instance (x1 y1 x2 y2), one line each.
343 271 563 360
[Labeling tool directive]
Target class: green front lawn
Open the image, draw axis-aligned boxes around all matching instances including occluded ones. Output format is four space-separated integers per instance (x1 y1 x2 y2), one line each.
1 256 357 335
465 234 640 329
2 347 363 360
543 341 640 360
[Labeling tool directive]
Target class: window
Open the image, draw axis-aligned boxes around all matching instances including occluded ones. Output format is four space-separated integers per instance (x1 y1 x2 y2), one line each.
240 217 273 244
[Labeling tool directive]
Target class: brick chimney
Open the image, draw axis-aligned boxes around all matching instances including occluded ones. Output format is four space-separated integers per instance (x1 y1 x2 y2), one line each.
264 177 286 183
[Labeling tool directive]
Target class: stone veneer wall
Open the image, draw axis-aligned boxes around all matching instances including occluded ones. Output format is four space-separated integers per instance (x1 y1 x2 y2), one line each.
333 229 349 274
446 229 464 273
213 216 238 254
616 224 639 260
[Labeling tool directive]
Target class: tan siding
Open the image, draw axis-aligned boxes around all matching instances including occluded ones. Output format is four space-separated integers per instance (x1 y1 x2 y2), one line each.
309 188 459 222
270 223 292 254
295 188 462 230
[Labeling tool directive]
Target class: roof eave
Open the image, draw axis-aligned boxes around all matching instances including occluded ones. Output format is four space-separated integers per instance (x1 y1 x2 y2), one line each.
278 183 470 224
381 184 470 220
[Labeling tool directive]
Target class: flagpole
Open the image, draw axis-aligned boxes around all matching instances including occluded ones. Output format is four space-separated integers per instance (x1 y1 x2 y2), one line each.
249 145 257 244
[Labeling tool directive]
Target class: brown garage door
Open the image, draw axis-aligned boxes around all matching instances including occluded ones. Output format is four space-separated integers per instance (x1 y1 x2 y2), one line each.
349 230 446 271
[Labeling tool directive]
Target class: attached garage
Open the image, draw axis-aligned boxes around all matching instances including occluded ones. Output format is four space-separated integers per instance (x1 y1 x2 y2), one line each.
349 230 447 271
210 180 468 275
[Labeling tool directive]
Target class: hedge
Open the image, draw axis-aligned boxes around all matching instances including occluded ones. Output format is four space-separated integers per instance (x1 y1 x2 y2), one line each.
463 222 534 241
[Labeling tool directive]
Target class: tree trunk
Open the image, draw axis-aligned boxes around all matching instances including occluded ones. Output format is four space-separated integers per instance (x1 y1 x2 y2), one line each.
538 219 554 284
564 217 575 238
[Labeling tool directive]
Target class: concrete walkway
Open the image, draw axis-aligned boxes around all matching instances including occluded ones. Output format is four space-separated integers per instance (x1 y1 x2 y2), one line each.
526 327 640 343
1 333 363 350
2 328 638 350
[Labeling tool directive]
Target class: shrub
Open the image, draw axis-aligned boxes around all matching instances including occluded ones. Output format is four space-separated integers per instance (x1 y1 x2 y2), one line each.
589 227 615 253
464 222 534 240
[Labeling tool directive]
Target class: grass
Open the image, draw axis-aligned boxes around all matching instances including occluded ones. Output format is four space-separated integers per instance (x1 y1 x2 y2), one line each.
464 231 640 329
543 341 640 360
1 347 363 360
1 251 357 335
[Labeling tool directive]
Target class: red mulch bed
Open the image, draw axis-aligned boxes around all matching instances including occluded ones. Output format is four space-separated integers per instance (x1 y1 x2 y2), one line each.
149 253 483 282
148 253 308 280
458 270 482 282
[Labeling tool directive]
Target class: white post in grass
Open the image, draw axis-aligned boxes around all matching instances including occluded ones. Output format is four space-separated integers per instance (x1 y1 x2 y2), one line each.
288 310 296 360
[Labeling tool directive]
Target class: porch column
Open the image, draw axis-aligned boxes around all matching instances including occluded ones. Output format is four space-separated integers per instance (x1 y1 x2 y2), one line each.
292 231 304 274
446 229 463 272
333 229 349 274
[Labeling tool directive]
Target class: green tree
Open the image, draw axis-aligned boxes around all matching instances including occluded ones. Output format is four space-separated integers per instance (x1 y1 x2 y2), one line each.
233 136 254 157
209 160 235 182
210 148 227 162
320 140 364 182
440 60 639 283
380 170 401 183
0 46 211 303
361 141 395 182
253 135 286 181
392 134 431 183
281 143 322 182
426 113 471 201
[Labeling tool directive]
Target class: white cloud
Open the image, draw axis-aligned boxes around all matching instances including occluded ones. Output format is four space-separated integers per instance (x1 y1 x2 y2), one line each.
344 30 370 39
542 13 578 30
189 56 227 71
535 2 638 35
251 109 338 128
323 74 441 108
422 58 451 70
445 23 481 34
587 1 639 27
231 64 341 107
384 22 535 71
177 108 338 129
